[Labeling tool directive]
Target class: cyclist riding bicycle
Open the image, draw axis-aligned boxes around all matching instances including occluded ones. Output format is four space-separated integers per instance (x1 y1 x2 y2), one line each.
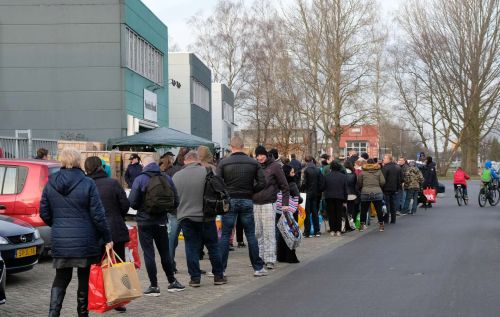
481 161 499 188
453 167 470 199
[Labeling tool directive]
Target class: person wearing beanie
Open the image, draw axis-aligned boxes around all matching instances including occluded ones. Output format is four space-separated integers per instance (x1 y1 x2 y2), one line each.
253 145 290 270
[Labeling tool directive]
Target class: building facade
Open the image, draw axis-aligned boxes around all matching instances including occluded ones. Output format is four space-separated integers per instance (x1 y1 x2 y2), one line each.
338 125 380 159
211 83 235 153
168 53 212 141
0 0 168 142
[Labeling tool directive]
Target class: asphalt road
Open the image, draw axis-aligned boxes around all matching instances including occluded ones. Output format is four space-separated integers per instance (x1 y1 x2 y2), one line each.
204 181 500 317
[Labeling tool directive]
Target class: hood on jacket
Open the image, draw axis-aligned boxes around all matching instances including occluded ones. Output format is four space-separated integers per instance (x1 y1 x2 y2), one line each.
49 168 86 196
142 162 161 174
363 163 380 171
88 169 108 180
485 161 492 169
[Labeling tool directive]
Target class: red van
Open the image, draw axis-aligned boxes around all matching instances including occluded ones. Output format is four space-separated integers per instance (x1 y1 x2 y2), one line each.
0 159 60 251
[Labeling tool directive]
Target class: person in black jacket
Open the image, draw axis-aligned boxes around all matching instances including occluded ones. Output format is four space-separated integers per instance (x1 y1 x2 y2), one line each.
324 161 348 237
300 155 323 237
382 154 402 224
217 136 268 276
124 153 143 188
40 148 112 317
421 156 439 208
85 156 130 313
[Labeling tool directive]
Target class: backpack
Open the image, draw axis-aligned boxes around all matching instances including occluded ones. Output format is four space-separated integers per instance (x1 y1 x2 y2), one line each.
203 168 231 218
143 172 176 214
481 168 492 183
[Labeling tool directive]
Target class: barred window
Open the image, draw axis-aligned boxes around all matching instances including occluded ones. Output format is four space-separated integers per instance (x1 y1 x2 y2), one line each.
191 78 210 112
126 27 163 85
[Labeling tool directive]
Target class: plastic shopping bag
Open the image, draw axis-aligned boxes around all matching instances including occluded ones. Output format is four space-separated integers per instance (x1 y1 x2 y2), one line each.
277 212 302 250
423 187 437 203
125 225 141 269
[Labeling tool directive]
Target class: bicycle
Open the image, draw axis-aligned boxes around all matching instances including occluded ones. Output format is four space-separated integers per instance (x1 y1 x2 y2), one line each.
454 184 468 206
478 180 500 207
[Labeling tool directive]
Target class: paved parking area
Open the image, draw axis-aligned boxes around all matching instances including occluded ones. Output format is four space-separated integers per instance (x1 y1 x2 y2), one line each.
0 221 372 317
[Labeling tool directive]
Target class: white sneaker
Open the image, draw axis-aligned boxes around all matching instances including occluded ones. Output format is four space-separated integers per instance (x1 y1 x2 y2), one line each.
207 272 214 277
254 268 268 277
330 232 335 237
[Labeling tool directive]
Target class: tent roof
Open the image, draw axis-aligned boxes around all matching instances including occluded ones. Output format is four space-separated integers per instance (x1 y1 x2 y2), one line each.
108 127 215 148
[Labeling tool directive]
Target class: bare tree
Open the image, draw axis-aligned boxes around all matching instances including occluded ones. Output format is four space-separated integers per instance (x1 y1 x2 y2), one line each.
284 0 381 154
399 0 500 174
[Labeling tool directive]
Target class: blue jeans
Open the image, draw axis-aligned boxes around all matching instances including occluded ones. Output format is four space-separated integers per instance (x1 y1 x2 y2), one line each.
219 198 264 271
397 189 406 212
403 189 419 214
168 213 181 270
180 219 223 279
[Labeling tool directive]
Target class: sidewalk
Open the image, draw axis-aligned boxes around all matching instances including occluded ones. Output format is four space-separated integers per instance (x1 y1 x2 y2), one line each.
97 221 375 317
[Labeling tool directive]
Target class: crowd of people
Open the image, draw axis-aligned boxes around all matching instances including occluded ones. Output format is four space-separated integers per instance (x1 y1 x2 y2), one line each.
38 139 443 316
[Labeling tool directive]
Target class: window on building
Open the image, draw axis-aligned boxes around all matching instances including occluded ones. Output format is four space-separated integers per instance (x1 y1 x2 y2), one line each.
345 141 368 156
223 101 234 123
191 78 210 111
125 27 164 85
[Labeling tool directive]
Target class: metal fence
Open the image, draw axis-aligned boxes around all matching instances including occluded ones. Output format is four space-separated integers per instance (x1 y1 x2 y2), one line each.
0 132 58 159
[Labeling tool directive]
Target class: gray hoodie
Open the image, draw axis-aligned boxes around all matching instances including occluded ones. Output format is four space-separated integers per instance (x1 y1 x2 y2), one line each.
173 163 211 222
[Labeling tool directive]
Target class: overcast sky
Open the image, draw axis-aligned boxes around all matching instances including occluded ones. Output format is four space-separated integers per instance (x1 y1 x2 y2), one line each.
141 0 404 51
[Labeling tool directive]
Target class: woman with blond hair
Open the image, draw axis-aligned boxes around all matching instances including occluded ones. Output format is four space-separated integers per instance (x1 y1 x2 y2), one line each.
198 145 216 172
41 148 112 317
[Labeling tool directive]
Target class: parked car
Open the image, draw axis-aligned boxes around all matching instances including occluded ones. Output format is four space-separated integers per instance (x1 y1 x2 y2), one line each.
0 253 5 304
0 215 44 273
0 159 60 252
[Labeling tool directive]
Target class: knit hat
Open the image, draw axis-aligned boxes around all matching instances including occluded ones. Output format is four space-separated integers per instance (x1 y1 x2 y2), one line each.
255 145 268 157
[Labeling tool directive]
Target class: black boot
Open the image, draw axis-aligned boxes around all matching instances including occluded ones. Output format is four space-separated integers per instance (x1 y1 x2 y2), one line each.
77 291 89 317
48 287 66 317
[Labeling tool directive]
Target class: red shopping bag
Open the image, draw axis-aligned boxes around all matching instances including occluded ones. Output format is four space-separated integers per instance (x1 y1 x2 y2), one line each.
88 255 130 313
423 187 437 203
125 225 141 269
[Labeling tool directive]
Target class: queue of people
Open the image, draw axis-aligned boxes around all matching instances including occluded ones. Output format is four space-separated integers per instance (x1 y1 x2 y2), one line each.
39 141 442 316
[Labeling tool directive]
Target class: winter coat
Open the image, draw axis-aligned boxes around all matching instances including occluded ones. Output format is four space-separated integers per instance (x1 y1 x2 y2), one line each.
89 170 130 243
173 163 209 222
128 163 179 226
124 163 142 188
404 166 424 190
357 163 385 195
217 152 266 199
301 162 323 196
165 163 184 177
453 169 470 186
40 168 111 258
382 162 402 193
253 157 290 206
323 170 348 201
288 181 303 204
421 162 439 188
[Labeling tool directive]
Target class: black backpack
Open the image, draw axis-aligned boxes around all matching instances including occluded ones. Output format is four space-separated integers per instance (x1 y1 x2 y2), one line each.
143 172 176 214
203 168 231 218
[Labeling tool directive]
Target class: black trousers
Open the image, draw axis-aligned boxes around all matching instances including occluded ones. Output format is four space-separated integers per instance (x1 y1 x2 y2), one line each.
326 198 344 233
384 192 398 224
138 224 175 287
52 266 90 294
360 200 384 223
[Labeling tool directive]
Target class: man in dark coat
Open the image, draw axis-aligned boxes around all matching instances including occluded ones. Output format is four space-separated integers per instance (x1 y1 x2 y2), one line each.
382 154 402 224
421 156 439 208
129 157 184 296
124 153 142 188
301 155 324 237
